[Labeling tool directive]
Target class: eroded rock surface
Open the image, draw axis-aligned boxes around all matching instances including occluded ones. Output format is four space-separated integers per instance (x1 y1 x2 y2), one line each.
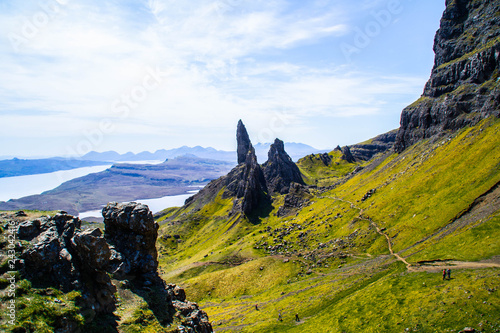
395 0 500 152
10 205 213 332
17 212 116 313
263 139 305 195
103 202 159 280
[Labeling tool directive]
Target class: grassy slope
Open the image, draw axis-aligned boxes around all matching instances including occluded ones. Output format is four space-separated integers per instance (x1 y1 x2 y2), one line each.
157 117 500 332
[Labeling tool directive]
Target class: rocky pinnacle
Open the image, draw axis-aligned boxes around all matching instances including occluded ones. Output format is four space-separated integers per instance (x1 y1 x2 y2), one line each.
237 119 252 164
263 138 305 194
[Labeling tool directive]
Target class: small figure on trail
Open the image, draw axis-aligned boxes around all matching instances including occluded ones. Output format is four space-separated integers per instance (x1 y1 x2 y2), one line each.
278 312 283 321
255 304 259 311
442 269 446 280
295 313 300 322
447 268 451 280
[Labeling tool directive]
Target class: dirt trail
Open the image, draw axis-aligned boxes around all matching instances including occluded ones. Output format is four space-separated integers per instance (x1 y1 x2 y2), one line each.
318 196 500 273
408 259 500 273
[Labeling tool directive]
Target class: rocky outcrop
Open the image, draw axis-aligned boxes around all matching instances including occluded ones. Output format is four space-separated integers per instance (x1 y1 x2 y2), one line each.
103 202 158 280
333 145 356 163
395 0 500 152
237 120 252 164
11 206 214 332
17 212 116 313
262 139 305 195
340 146 356 163
227 145 271 215
349 130 397 161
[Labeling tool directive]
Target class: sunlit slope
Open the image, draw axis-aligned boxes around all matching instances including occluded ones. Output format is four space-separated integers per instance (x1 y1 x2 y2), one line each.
156 117 500 332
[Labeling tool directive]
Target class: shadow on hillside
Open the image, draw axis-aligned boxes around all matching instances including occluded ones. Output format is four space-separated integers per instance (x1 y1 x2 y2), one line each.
84 313 119 333
129 278 176 326
247 199 274 224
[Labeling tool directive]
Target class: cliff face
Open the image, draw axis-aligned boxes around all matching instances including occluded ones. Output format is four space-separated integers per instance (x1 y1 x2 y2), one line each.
395 0 500 152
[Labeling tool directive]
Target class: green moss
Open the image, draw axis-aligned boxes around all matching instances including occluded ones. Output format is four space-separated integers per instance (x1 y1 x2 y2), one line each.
1 288 85 333
297 151 360 187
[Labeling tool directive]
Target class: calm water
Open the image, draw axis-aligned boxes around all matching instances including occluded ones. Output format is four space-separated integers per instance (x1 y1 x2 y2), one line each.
0 165 112 201
79 190 199 219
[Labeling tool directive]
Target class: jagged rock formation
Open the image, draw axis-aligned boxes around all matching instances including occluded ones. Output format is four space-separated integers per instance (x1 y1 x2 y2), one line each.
237 120 252 164
227 145 271 215
395 0 500 152
334 145 356 163
103 202 158 280
17 212 117 314
13 205 213 332
340 145 356 163
184 121 307 217
262 139 305 194
349 130 397 161
185 121 275 216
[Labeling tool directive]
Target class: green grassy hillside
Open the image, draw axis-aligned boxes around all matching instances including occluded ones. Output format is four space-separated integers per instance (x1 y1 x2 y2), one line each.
158 117 500 332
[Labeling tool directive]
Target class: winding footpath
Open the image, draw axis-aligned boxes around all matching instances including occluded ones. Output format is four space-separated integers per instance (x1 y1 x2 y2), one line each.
318 195 500 273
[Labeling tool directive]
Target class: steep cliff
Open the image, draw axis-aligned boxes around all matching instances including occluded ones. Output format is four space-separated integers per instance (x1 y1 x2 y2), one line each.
395 0 500 152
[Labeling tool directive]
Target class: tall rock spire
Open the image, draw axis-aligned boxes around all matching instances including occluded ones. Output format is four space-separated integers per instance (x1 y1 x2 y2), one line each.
237 120 251 164
262 138 305 195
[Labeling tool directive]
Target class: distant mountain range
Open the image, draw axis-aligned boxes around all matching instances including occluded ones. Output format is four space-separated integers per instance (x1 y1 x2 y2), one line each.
80 143 324 164
0 143 324 179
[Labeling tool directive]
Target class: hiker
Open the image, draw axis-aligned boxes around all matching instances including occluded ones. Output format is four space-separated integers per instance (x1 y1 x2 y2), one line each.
442 269 446 280
447 268 451 280
255 304 259 311
295 313 300 322
278 312 282 321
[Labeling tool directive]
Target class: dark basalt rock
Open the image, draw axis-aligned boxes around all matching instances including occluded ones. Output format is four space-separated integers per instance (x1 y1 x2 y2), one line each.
395 0 500 152
340 146 356 163
225 145 271 216
262 139 305 195
237 119 252 165
103 202 159 280
12 206 214 331
349 130 397 161
17 213 116 313
185 121 271 217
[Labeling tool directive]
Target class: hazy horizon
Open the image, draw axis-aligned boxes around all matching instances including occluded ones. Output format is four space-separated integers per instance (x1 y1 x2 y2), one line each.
1 0 445 157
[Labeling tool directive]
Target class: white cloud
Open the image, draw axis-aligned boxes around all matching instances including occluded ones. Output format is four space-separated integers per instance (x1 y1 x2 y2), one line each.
0 0 430 156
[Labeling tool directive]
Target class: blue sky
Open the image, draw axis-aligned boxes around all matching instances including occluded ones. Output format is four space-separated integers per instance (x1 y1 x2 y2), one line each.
0 0 445 157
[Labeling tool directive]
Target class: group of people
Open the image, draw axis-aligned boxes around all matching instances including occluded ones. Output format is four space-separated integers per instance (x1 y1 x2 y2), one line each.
277 312 300 322
442 268 451 280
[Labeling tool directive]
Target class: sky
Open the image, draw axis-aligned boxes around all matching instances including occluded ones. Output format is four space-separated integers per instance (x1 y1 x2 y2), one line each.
0 0 446 158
